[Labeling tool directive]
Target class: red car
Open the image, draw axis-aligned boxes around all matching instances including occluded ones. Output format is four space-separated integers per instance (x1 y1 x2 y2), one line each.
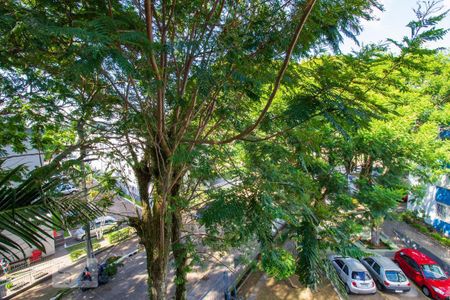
394 248 450 299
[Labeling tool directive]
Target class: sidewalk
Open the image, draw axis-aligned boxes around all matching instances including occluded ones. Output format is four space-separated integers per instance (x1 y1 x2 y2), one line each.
53 241 258 300
383 219 450 272
9 237 139 300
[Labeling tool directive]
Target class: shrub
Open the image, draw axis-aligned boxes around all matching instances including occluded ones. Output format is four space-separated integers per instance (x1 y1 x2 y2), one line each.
69 249 85 261
5 282 13 289
401 212 450 248
104 256 123 277
105 227 134 244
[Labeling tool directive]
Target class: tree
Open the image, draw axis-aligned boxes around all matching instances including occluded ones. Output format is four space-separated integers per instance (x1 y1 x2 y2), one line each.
1 0 386 298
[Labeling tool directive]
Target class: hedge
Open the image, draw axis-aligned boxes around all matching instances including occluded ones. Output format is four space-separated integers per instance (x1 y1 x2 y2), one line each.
401 212 450 248
105 227 135 244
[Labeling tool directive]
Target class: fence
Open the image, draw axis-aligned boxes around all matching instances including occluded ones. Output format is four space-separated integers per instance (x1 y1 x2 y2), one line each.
3 259 68 297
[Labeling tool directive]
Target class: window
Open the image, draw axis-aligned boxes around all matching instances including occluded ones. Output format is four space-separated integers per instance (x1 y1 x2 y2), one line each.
335 260 344 269
421 264 447 280
385 271 407 282
364 258 375 266
437 203 450 221
373 263 381 275
401 255 420 271
343 265 349 275
352 271 372 280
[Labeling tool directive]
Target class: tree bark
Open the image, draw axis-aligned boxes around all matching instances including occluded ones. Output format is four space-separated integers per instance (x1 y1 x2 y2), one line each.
134 164 171 300
370 217 384 246
370 225 381 246
172 209 188 300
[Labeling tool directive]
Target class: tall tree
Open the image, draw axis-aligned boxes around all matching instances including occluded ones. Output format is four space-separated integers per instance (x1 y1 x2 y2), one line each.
1 0 385 298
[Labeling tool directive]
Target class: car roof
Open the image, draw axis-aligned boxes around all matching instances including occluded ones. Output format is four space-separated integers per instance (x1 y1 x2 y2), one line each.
342 257 367 271
94 216 116 222
369 256 401 270
398 248 436 265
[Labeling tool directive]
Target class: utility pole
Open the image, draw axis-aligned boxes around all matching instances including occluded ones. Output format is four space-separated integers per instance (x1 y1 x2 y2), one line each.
77 120 95 264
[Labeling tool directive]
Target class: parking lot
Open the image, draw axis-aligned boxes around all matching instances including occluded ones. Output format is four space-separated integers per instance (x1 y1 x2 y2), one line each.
348 283 428 300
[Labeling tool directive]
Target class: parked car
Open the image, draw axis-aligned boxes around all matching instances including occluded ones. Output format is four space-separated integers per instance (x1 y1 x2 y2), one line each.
329 255 377 295
361 256 411 293
394 248 450 299
56 183 79 195
74 216 117 241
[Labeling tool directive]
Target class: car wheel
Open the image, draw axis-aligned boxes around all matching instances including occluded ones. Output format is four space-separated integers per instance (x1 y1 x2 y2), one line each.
345 284 352 294
422 286 431 298
81 235 86 241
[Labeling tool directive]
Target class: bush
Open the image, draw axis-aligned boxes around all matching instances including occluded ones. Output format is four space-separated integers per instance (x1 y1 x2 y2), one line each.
105 227 134 244
401 212 450 248
104 256 123 277
5 282 13 289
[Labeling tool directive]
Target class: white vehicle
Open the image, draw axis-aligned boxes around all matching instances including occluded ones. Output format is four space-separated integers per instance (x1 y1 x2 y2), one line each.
74 216 117 241
56 184 79 195
329 255 377 295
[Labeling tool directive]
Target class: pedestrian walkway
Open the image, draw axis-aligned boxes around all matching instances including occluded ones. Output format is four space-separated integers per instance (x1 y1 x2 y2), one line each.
383 219 450 272
10 237 139 300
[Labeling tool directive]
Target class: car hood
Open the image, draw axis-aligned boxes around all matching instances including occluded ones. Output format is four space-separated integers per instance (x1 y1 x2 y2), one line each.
428 278 450 294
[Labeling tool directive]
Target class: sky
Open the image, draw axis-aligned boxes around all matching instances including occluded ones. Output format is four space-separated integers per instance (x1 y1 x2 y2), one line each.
340 0 450 53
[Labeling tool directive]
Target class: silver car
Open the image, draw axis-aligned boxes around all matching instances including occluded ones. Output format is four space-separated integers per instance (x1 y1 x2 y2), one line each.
360 256 411 293
74 216 117 240
329 255 377 295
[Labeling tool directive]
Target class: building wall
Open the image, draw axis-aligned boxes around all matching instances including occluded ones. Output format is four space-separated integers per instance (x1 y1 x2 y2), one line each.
2 143 52 262
3 144 44 171
1 226 55 263
89 155 141 202
407 174 450 236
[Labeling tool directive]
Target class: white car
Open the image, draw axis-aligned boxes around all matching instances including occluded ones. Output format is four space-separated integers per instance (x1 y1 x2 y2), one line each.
329 255 377 295
56 184 79 195
74 216 117 241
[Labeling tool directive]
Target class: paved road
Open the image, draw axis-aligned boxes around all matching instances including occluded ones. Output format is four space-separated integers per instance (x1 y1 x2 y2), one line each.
347 217 450 300
348 284 428 300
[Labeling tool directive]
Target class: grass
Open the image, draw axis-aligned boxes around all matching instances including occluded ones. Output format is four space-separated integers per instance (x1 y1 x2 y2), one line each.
66 239 101 261
401 212 450 248
104 227 135 244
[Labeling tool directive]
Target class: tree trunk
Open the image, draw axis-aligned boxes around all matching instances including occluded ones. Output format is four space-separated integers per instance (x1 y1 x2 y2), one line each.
135 166 171 300
172 209 188 300
370 217 384 247
370 226 381 246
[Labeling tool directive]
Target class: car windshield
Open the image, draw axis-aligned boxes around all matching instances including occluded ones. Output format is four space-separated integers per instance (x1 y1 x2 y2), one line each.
421 264 447 280
352 271 372 281
385 271 407 282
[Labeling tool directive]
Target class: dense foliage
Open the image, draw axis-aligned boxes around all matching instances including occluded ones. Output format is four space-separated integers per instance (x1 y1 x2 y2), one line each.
0 0 449 299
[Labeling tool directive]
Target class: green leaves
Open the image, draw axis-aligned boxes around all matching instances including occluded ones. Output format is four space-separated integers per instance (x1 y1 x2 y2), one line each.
260 248 296 281
0 163 102 260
